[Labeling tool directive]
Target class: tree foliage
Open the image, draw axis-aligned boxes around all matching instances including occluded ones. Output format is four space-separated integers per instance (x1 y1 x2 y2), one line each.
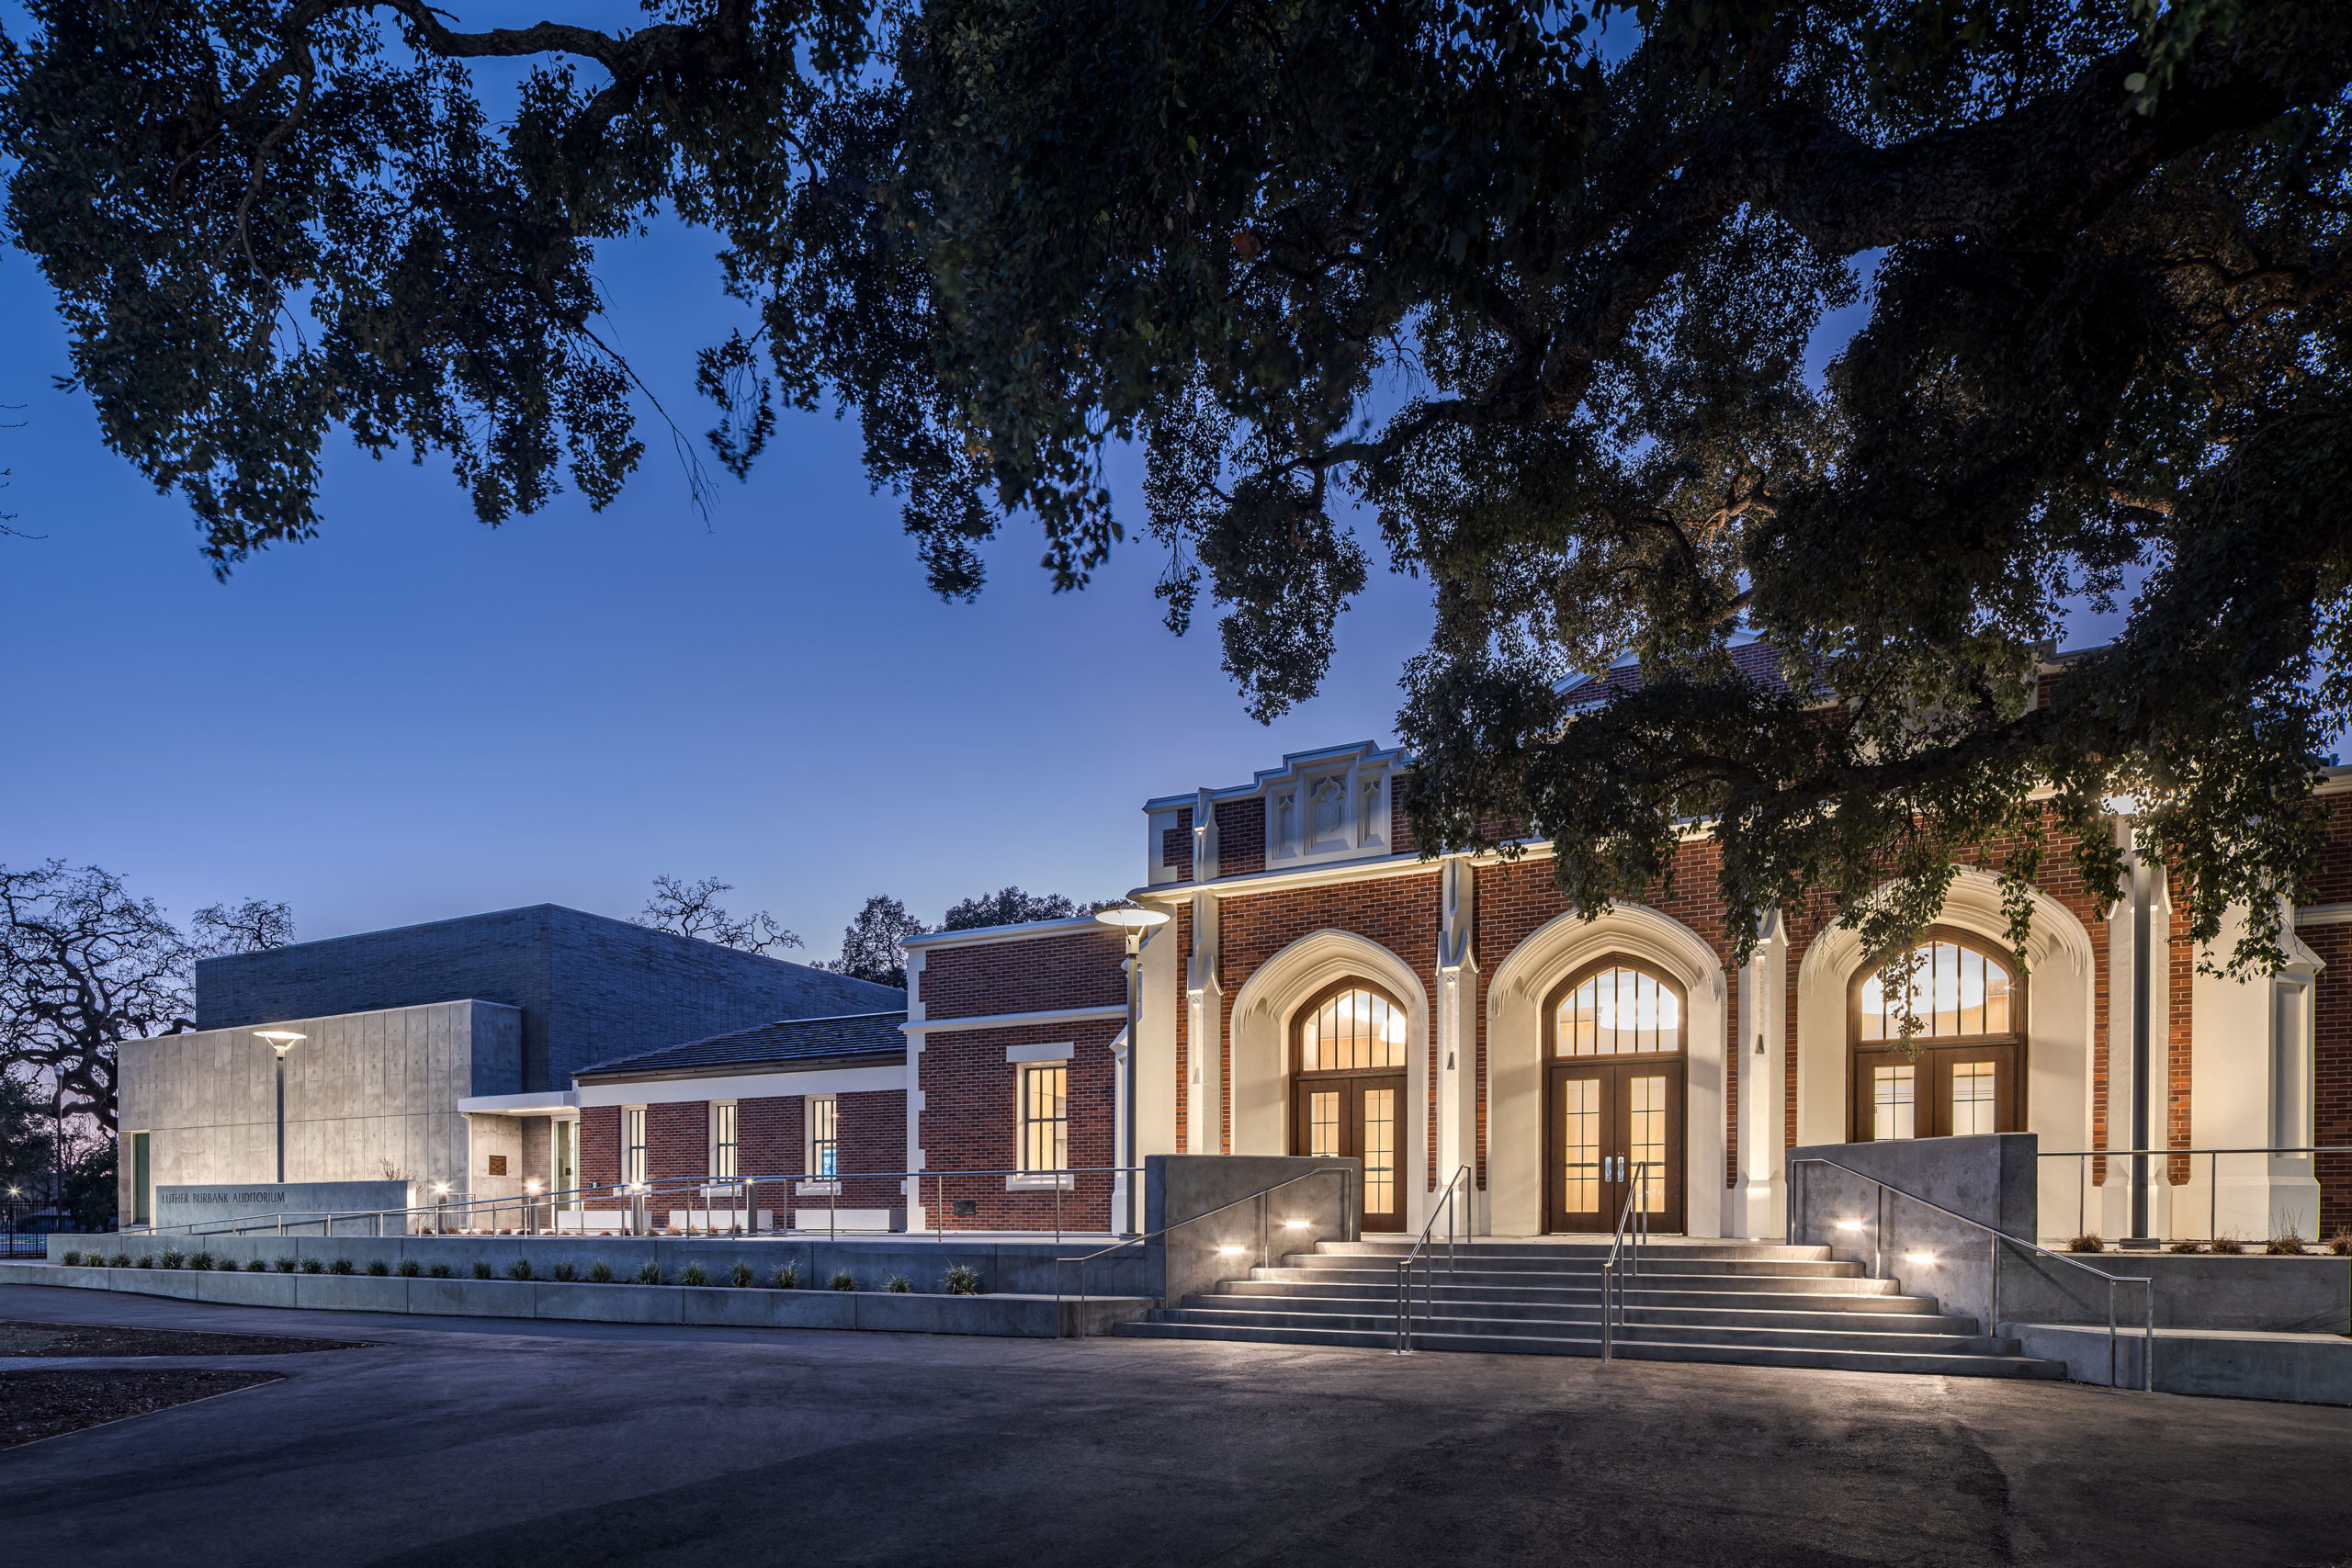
635 874 802 954
941 886 1125 929
6 1 2351 971
192 897 296 955
822 893 926 988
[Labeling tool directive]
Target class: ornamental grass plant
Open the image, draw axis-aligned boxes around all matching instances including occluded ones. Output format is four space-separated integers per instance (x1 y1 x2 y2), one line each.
680 1261 709 1287
830 1270 855 1292
589 1259 614 1283
729 1261 754 1288
2065 1235 2102 1253
769 1263 799 1290
943 1264 980 1295
635 1261 662 1285
397 1258 421 1276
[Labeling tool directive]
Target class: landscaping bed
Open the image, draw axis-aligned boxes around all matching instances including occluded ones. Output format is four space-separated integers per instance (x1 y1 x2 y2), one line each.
0 1369 283 1449
0 1318 363 1358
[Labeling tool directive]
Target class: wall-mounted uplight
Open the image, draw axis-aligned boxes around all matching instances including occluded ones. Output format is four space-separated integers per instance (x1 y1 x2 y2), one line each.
524 1179 542 1196
1835 1220 1864 1232
1216 1245 1245 1257
1904 1252 1935 1265
432 1182 451 1196
1283 1218 1309 1230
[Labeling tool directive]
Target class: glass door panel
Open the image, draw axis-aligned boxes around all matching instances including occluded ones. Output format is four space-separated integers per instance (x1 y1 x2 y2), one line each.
1626 1075 1669 1215
1546 1063 1684 1232
1293 1075 1406 1231
1360 1088 1396 1224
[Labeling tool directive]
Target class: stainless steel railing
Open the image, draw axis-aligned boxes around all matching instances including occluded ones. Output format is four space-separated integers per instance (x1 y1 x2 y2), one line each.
1393 1166 1473 1355
1792 1154 2154 1391
140 1167 1145 1243
2037 1145 2352 1245
1055 1164 1357 1320
1598 1161 1651 1363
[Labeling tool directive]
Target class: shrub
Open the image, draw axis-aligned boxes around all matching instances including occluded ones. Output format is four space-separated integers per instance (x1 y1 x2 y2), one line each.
507 1258 534 1282
428 1262 453 1279
397 1258 421 1277
885 1274 911 1293
729 1261 754 1289
187 1250 213 1270
830 1270 855 1292
2064 1235 2102 1254
275 1257 299 1272
2165 1239 2202 1254
635 1261 663 1286
160 1248 184 1269
588 1259 614 1283
367 1259 390 1276
136 1256 153 1269
2329 1233 2352 1257
2265 1231 2311 1256
109 1253 131 1269
471 1260 493 1280
943 1264 981 1296
551 1262 577 1282
60 1250 81 1266
328 1258 356 1275
680 1261 709 1287
301 1258 324 1274
769 1263 799 1290
2211 1232 2246 1255
246 1258 268 1272
216 1256 240 1272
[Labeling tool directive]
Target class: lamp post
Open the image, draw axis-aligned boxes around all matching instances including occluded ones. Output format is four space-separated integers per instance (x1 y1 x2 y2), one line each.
2105 798 2157 1248
1094 906 1170 1236
254 1032 305 1183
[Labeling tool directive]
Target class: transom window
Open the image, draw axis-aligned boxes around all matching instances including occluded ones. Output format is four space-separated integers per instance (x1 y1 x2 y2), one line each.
1554 965 1683 1056
1860 939 2014 1041
1301 986 1405 1071
1017 1061 1069 1172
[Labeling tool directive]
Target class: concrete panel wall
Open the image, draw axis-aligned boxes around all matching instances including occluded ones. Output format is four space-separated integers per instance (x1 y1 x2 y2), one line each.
196 905 904 1091
119 1000 521 1218
1791 1133 2038 1331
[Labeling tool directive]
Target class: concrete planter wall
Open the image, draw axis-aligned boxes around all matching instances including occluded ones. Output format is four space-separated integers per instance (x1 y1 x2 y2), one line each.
6 1258 1147 1338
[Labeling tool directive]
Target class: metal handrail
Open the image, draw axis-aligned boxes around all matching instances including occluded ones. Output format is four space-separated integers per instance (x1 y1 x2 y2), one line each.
140 1166 1145 1243
1598 1161 1651 1363
1792 1154 2154 1392
2035 1145 2352 1245
1054 1164 1357 1319
1394 1166 1473 1355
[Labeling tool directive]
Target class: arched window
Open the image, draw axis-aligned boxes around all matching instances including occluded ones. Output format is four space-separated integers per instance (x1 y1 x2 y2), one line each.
1540 960 1687 1234
1292 981 1408 1231
1850 929 2024 1141
1552 965 1683 1057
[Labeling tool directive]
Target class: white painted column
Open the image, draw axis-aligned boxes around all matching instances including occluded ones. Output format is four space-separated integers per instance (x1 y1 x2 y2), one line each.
1184 890 1222 1155
903 950 928 1232
1435 855 1482 1233
1109 1027 1132 1235
1737 911 1787 1239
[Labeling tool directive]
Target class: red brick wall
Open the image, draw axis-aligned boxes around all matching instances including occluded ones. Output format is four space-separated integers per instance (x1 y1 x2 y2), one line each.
2308 920 2352 1236
918 1020 1121 1229
572 1091 904 1218
919 931 1125 1020
1162 807 1193 883
1216 798 1266 878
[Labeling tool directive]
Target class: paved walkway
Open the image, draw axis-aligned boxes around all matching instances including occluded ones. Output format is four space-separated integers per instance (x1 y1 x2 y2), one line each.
1 1282 2346 1567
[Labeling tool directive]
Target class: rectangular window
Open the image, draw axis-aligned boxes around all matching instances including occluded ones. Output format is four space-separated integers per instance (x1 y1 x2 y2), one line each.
553 1120 577 1208
1018 1063 1069 1173
808 1096 839 1179
1872 1066 1916 1141
130 1131 151 1225
1950 1062 1997 1136
710 1102 738 1179
624 1107 648 1185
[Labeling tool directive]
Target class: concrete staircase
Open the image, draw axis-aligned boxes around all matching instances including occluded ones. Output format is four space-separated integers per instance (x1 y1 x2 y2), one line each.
1116 1237 2066 1377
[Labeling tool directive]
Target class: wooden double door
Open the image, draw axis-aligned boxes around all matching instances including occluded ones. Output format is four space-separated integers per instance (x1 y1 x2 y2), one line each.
1546 1059 1684 1233
1294 1071 1407 1232
1851 1043 2020 1141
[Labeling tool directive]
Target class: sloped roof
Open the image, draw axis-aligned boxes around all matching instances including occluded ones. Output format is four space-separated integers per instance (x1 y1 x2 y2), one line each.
573 1010 907 1081
1558 640 1797 710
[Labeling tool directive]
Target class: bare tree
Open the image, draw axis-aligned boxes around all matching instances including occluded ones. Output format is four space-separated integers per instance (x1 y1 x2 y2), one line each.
191 897 294 956
635 874 801 956
0 863 194 1134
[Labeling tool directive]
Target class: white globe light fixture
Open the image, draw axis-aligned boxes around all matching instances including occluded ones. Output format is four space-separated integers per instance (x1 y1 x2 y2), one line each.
254 1032 306 1183
1095 906 1171 1235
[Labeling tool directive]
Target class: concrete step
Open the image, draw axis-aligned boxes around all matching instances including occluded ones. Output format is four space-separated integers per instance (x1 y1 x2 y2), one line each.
1195 1292 1982 1336
1313 1240 1834 1263
1217 1278 1939 1314
1112 1319 2066 1378
1259 1266 1900 1296
1283 1252 1867 1280
1155 1304 2014 1356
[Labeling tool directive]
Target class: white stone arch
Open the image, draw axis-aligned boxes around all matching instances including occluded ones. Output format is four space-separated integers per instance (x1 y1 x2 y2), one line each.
1793 869 2096 1235
1229 930 1430 1228
1486 906 1729 1237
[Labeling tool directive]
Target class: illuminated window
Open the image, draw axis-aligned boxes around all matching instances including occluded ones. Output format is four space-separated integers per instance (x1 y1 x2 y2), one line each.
1555 967 1682 1056
1306 1090 1340 1158
1301 987 1405 1070
1017 1062 1069 1173
1873 1066 1917 1140
1361 1087 1396 1217
624 1107 648 1184
807 1096 838 1179
1951 1063 1996 1136
1559 1078 1600 1213
710 1102 738 1179
1860 941 2013 1041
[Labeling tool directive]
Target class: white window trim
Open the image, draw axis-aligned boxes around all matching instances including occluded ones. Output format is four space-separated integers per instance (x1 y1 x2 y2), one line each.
1014 1059 1070 1178
1004 1040 1075 1064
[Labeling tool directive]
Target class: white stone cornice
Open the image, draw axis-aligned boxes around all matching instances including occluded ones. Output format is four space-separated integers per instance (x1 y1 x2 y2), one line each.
900 1004 1128 1035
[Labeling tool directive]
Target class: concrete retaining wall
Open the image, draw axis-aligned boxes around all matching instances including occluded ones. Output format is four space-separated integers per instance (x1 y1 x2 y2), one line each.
1997 1249 2351 1334
1792 1134 2037 1330
2010 1323 2352 1405
2 1258 1148 1338
1145 1155 1360 1310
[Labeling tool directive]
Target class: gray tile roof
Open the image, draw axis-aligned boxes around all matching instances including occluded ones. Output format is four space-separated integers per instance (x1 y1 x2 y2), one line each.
573 1010 908 1081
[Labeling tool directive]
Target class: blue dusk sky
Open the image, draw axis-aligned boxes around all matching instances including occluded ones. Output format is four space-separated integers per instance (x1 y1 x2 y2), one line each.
0 8 2132 962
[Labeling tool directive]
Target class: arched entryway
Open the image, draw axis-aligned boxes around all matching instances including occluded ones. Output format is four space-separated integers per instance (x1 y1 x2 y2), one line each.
1291 980 1408 1231
1849 926 2026 1141
1544 959 1688 1232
